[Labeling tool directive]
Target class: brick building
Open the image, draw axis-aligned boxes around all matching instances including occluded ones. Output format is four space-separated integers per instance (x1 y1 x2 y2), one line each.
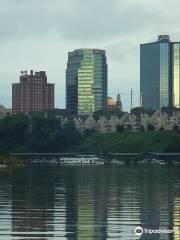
12 70 54 114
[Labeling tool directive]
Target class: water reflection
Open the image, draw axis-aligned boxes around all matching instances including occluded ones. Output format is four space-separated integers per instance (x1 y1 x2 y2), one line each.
0 171 12 240
0 166 179 239
173 192 180 240
11 168 55 239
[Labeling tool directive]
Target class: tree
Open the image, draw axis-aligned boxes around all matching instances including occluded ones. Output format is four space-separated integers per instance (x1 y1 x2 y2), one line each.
147 124 155 131
0 114 30 151
31 116 62 152
140 126 145 132
126 124 132 131
131 107 146 115
131 107 155 116
161 106 178 114
0 114 82 153
116 125 124 132
63 121 81 150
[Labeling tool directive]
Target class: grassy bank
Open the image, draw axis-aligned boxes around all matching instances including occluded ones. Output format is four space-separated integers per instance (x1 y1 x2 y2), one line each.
76 132 180 154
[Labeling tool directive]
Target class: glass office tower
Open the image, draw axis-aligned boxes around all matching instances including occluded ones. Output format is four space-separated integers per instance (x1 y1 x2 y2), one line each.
66 49 107 115
172 43 180 108
140 35 171 110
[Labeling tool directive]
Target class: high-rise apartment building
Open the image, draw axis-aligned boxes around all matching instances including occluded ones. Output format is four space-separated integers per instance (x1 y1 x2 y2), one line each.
140 35 180 109
12 70 54 114
66 49 107 115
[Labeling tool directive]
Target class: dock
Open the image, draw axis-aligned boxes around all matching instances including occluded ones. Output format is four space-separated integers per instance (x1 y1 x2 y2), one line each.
11 152 180 165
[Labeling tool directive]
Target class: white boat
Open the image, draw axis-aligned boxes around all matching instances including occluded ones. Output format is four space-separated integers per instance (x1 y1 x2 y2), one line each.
173 160 180 165
0 160 7 168
111 159 125 165
138 159 149 165
59 155 104 165
151 158 166 165
0 164 7 168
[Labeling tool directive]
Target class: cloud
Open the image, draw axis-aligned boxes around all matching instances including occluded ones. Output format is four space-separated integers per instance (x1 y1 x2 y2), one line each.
0 0 165 42
0 0 180 110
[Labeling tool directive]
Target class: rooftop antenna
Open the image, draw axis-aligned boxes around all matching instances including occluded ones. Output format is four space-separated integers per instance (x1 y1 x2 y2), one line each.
131 88 133 110
140 91 143 107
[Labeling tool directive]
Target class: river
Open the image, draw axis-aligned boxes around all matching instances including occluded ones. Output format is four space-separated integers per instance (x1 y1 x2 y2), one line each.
0 165 180 239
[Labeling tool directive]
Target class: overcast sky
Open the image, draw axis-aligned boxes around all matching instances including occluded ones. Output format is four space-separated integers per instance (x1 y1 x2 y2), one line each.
1 0 180 110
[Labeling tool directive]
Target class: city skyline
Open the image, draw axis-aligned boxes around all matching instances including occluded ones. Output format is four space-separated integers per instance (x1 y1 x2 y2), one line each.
1 1 180 110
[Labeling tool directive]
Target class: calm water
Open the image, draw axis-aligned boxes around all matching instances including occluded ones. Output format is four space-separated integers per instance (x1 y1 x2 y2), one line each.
0 166 180 240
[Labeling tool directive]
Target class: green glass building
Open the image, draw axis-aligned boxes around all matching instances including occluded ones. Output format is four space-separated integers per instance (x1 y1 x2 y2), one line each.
66 49 107 115
172 43 180 108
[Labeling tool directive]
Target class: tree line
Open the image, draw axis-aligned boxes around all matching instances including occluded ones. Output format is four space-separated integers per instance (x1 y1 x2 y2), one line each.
0 114 81 153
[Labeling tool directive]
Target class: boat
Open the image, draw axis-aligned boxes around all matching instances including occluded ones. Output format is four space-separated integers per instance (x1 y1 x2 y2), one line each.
111 159 125 165
0 160 7 168
0 164 7 168
151 158 166 165
172 160 180 165
59 155 104 165
138 159 149 165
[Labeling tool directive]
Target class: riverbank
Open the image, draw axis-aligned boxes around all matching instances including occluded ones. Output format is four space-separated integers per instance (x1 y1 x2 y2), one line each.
0 152 22 168
76 131 180 153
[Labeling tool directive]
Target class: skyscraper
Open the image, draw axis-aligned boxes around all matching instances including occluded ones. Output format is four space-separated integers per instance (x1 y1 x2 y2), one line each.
140 35 171 110
66 49 107 115
12 70 54 114
172 42 180 108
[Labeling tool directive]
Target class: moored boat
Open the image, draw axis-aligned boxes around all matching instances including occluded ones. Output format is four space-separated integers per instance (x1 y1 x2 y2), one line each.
138 159 149 165
59 155 104 165
0 160 7 168
151 158 166 165
111 159 125 165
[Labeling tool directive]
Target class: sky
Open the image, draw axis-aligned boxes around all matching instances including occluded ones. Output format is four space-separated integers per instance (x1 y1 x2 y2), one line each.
1 0 180 111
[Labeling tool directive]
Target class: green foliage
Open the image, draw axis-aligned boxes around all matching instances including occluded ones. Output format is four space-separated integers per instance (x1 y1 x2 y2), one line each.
164 135 180 152
93 109 124 120
30 116 61 152
147 124 155 131
77 132 180 154
161 106 179 114
116 125 124 132
131 107 155 116
0 150 22 167
63 121 81 150
0 114 81 153
1 114 180 154
0 114 30 151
